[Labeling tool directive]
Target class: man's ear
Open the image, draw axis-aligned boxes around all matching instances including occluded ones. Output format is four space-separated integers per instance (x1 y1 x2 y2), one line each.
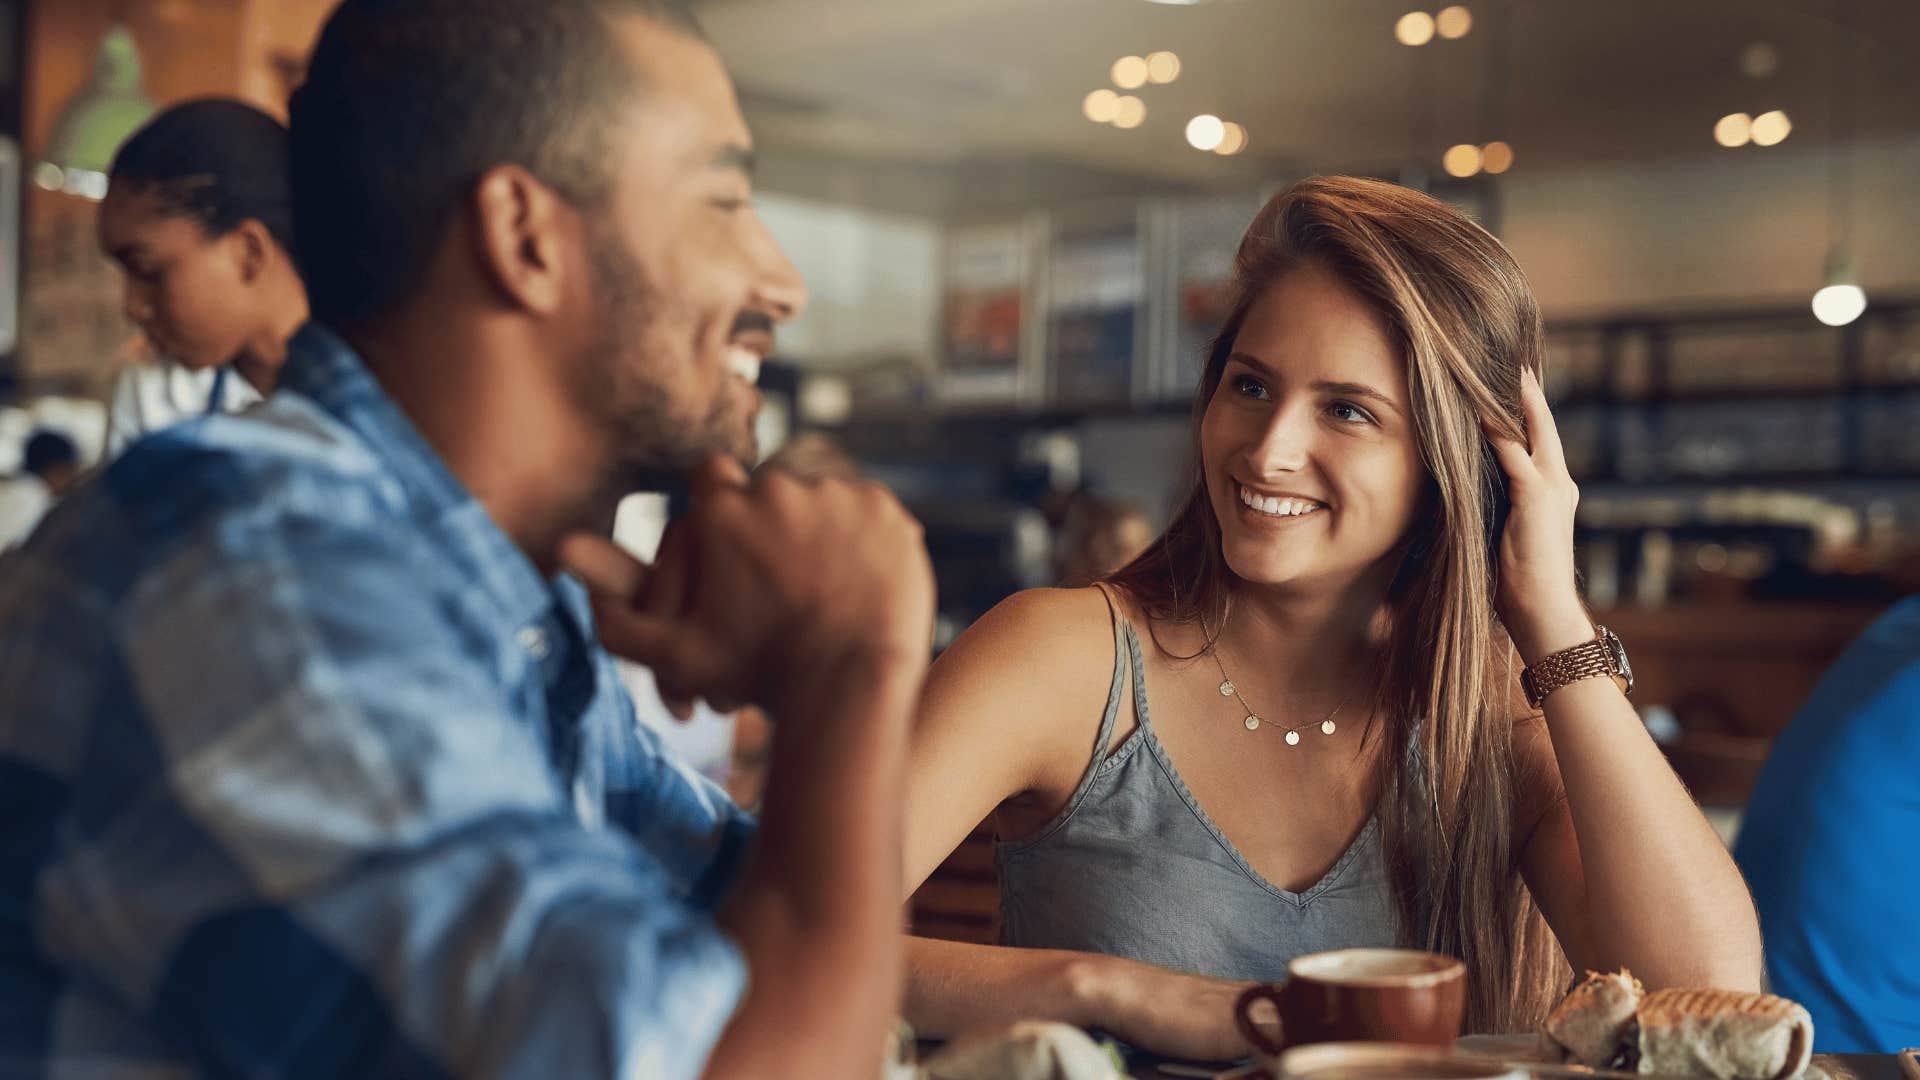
469 164 574 316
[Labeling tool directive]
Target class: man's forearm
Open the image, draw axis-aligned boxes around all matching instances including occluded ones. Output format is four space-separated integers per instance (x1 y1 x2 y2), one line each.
705 649 924 1078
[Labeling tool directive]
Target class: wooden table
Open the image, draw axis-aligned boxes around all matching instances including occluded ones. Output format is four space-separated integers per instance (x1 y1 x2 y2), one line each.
1119 1052 1905 1080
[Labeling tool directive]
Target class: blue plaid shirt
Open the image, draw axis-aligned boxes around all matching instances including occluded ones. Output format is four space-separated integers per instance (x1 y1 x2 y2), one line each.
0 324 755 1078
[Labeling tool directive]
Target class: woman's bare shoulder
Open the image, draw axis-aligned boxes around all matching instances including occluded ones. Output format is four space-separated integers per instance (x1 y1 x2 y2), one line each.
935 585 1123 691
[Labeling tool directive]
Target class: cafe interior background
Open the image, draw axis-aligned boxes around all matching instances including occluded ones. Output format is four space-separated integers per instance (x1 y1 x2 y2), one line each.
1 0 1916 944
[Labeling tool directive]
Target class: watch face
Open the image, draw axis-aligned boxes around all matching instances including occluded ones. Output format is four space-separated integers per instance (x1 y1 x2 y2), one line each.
1604 628 1634 691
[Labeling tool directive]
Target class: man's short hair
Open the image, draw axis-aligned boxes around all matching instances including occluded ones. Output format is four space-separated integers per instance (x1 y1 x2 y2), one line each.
289 0 702 329
22 430 78 477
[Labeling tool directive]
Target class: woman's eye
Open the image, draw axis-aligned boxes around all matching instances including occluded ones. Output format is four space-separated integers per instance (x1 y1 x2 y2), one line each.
1232 374 1269 400
1328 401 1376 425
710 196 751 213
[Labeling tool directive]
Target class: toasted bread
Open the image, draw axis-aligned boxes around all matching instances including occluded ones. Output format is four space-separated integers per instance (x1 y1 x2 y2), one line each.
1542 970 1644 1066
1634 987 1815 1080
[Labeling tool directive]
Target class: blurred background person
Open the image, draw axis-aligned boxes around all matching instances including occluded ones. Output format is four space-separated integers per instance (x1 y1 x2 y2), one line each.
0 429 79 550
1053 491 1155 588
1734 594 1920 1052
97 98 306 456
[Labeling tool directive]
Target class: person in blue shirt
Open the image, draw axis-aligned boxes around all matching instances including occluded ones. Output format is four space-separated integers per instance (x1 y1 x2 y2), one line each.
0 1 934 1077
1735 596 1920 1052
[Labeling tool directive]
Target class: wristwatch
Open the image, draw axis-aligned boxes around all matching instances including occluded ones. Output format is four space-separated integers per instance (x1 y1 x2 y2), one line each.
1520 625 1634 709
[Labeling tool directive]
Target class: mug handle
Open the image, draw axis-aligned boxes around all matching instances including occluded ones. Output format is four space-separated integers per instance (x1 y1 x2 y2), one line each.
1233 981 1289 1059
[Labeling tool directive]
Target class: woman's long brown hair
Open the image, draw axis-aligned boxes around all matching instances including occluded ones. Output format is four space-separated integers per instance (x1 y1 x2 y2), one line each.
1106 175 1568 1031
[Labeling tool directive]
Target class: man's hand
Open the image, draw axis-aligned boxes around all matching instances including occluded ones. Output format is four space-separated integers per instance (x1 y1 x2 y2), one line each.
560 455 935 716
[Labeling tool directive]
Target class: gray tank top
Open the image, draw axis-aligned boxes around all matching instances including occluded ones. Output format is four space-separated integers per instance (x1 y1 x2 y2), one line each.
995 589 1404 982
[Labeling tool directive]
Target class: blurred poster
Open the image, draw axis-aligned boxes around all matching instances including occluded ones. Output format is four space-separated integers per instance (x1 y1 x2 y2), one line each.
1050 224 1142 405
1164 193 1259 401
941 221 1031 404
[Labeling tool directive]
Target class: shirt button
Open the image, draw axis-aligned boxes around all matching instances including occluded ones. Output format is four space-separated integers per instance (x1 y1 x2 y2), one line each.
517 626 551 660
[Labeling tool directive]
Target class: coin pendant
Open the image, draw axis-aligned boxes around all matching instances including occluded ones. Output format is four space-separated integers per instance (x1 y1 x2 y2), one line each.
1244 715 1260 731
1285 730 1302 746
1322 719 1337 736
1218 679 1236 697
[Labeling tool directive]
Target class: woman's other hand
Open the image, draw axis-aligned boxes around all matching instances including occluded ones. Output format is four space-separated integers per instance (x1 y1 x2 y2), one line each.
1484 367 1594 663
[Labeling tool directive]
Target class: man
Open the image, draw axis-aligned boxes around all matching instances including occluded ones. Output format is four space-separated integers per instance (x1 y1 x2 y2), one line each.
0 429 79 549
1734 596 1920 1052
0 2 933 1077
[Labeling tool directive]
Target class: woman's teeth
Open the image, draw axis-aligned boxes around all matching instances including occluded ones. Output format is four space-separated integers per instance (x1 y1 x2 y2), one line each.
725 345 762 385
1238 485 1323 518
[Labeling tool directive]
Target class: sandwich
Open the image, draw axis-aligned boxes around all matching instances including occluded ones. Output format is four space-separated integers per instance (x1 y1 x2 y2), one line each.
1632 987 1814 1080
1541 972 1815 1080
1543 970 1644 1068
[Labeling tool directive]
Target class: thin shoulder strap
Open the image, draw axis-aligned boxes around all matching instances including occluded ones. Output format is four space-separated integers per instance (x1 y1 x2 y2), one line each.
1084 583 1130 768
996 585 1136 852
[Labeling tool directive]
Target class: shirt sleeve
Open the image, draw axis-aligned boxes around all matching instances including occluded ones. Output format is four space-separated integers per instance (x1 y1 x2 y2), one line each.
32 489 747 1079
598 663 758 910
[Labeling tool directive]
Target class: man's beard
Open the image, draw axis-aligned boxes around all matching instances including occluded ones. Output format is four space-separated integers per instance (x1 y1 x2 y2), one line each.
580 224 755 495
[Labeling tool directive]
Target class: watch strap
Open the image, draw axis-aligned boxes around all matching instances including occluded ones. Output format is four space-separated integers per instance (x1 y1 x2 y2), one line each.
1521 626 1625 708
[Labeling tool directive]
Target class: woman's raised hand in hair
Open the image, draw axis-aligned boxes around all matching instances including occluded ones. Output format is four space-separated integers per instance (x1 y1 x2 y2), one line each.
1482 367 1595 664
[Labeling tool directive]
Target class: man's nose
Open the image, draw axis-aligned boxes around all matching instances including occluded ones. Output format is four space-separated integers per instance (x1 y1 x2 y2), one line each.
747 216 808 324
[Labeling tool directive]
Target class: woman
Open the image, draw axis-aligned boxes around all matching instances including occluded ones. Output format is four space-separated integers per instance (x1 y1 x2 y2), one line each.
902 177 1760 1060
96 98 307 456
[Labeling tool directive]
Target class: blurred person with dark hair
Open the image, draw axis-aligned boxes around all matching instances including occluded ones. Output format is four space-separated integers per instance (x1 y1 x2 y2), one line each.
1053 492 1155 589
0 3 933 1079
0 429 80 549
98 98 308 456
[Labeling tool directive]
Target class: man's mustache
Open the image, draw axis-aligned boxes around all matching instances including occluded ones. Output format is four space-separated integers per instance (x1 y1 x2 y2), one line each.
731 311 776 339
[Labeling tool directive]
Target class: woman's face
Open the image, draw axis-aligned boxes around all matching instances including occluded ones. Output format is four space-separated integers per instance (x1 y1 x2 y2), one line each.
1201 265 1429 594
97 186 259 370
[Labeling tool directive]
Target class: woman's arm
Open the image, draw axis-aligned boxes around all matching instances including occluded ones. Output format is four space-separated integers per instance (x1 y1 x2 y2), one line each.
1493 370 1762 991
901 587 1252 1061
905 937 1254 1062
1513 642 1762 990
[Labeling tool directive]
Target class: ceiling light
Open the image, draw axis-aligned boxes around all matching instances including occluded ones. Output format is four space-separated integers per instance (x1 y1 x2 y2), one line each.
1740 42 1781 80
1112 96 1147 129
61 168 109 201
1436 5 1472 39
1442 143 1482 178
1146 51 1182 84
1812 254 1866 326
1812 283 1867 327
1750 110 1791 146
44 26 156 177
1083 89 1120 123
1112 55 1149 90
1186 113 1226 151
1481 140 1514 173
1395 11 1435 47
1214 122 1248 156
1714 112 1752 148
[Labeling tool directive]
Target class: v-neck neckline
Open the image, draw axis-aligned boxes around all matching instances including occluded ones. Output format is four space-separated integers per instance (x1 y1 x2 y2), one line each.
1119 620 1382 908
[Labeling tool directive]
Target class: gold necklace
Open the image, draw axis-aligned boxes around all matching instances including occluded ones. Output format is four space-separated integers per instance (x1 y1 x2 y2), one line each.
1208 644 1352 746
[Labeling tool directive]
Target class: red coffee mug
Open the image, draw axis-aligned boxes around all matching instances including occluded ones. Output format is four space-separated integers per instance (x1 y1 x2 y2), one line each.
1233 948 1467 1060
